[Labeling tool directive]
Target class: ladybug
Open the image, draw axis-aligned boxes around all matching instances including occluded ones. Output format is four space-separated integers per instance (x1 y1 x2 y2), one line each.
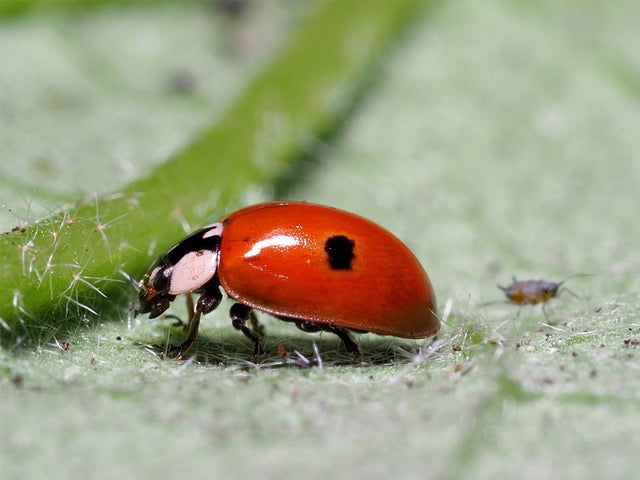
135 202 438 358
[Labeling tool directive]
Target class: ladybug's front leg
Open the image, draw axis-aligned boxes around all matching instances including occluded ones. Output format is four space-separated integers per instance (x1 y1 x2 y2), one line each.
172 286 222 359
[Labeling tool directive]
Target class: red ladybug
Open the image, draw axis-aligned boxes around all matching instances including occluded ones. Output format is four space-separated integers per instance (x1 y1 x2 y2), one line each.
135 202 438 358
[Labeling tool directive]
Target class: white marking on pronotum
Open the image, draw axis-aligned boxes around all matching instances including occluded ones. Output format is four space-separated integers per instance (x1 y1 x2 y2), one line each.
168 249 219 295
202 222 224 239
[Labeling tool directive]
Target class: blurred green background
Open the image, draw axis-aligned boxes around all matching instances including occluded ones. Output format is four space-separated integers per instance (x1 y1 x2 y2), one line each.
1 2 639 479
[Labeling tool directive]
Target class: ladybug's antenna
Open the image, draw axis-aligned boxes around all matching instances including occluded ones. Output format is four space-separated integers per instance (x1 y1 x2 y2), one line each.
119 269 141 290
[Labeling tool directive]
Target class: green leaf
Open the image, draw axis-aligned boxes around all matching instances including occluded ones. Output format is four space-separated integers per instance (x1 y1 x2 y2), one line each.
2 3 639 479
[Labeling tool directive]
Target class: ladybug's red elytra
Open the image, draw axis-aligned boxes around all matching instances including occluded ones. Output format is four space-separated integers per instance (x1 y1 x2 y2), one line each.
135 202 438 358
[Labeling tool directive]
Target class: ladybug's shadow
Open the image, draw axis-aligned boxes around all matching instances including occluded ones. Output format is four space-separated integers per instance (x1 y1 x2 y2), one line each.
143 327 425 367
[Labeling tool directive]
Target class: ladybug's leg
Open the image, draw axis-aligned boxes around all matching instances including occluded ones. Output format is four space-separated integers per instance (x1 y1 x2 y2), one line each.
171 306 201 360
295 320 361 356
160 313 185 328
171 287 222 359
230 303 265 359
248 311 266 343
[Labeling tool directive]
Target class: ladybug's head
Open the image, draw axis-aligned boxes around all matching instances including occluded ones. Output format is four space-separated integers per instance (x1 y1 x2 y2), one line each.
134 258 176 318
134 223 224 318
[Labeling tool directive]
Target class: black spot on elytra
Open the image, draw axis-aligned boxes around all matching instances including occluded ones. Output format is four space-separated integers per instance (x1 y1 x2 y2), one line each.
324 235 355 270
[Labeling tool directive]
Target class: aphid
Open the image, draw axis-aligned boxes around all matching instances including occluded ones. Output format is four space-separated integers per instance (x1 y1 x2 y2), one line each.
135 202 439 359
496 274 588 318
498 276 582 306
